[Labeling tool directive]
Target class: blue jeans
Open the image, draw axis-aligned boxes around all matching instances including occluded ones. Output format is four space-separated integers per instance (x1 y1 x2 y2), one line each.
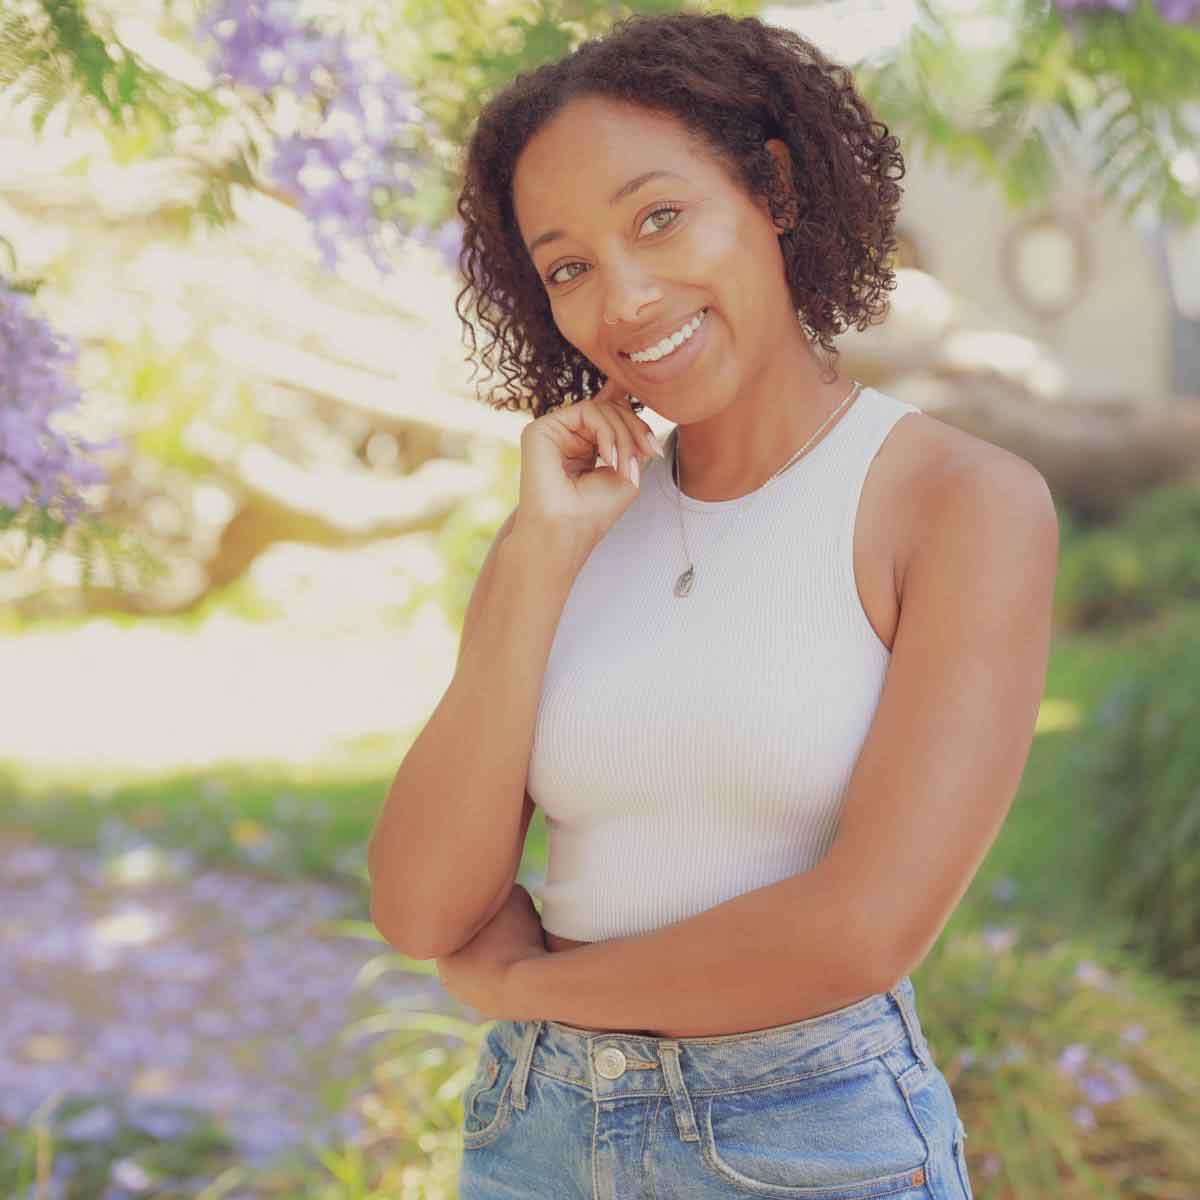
457 975 974 1199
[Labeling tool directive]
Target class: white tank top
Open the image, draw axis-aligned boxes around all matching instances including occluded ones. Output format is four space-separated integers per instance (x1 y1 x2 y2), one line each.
527 386 922 941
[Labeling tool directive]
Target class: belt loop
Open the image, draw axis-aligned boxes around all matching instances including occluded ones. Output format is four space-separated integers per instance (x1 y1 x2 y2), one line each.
509 1019 542 1110
888 977 933 1071
657 1042 700 1143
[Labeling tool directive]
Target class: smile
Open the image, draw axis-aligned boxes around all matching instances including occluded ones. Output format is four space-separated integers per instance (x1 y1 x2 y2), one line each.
624 307 709 364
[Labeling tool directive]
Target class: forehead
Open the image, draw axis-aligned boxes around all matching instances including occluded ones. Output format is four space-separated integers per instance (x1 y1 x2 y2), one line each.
513 97 717 236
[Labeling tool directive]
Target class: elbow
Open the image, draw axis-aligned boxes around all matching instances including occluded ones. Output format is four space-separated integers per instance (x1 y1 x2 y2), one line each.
368 893 420 958
368 888 441 960
368 889 481 961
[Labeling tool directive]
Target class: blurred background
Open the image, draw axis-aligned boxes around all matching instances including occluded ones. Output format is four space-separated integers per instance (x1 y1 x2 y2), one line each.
2 0 1199 1196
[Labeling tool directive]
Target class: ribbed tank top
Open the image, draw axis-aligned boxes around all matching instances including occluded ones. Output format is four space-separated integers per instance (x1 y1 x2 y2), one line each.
527 386 923 941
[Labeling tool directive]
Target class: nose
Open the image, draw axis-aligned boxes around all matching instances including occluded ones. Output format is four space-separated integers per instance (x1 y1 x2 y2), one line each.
601 261 662 327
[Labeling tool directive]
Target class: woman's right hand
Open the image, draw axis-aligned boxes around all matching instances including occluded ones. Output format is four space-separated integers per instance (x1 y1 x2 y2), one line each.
513 376 665 558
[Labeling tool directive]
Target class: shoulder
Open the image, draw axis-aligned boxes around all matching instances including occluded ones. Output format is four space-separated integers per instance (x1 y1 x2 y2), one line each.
883 408 1057 597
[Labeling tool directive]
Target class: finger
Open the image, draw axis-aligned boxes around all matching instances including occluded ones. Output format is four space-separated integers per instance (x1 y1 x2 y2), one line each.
549 395 620 477
622 408 664 462
573 389 639 484
595 408 633 483
594 400 642 485
602 389 663 463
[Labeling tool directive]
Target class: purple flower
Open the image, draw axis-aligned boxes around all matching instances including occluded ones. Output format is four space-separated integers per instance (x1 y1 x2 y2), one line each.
1054 0 1136 10
195 0 301 92
982 923 1018 953
1155 0 1200 19
0 282 119 522
1078 1070 1121 1105
1095 1056 1142 1098
1055 0 1200 17
195 1 432 273
432 219 464 276
410 219 465 277
1056 1042 1089 1074
1074 960 1114 990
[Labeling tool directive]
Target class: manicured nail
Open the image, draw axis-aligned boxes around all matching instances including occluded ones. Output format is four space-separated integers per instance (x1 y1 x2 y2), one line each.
609 446 618 472
628 458 639 486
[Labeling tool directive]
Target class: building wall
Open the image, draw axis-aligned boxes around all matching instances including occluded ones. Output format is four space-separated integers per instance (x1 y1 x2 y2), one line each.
894 155 1174 401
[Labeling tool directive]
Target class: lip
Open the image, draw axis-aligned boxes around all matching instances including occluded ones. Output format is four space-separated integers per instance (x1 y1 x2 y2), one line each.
618 307 710 384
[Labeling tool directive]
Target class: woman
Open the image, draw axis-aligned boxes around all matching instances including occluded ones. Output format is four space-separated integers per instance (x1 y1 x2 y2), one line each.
368 10 1058 1198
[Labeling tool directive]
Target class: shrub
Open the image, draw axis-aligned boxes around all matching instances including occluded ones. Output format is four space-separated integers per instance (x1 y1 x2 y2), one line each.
1061 606 1200 982
915 916 1200 1199
1054 529 1153 630
1120 483 1200 605
1053 483 1200 632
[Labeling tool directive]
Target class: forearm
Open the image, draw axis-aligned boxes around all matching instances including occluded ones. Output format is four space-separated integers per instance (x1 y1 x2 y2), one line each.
369 530 582 956
507 864 892 1037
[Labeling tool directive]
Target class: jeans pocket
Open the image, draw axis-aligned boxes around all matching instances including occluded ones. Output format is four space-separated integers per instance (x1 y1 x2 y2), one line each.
952 1118 974 1200
700 1050 931 1199
461 1037 515 1150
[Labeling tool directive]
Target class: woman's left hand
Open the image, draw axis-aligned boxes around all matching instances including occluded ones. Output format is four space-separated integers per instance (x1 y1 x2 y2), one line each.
436 883 549 1020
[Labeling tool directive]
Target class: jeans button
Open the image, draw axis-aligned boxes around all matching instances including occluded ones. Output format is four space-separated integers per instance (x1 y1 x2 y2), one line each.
594 1046 627 1079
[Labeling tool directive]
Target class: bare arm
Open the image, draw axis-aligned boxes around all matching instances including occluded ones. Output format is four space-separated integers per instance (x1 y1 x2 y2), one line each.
367 512 585 959
504 857 884 1037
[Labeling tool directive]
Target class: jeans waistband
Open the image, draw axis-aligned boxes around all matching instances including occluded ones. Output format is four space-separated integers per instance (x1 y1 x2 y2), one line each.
497 974 932 1115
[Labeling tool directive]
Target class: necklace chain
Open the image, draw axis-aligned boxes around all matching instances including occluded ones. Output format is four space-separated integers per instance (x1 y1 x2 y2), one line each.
670 380 864 598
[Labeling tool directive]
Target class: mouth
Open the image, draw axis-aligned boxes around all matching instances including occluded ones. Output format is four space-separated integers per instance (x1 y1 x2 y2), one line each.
618 306 711 381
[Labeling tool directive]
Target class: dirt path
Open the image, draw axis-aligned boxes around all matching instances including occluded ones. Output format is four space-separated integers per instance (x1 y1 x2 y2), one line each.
0 833 444 1163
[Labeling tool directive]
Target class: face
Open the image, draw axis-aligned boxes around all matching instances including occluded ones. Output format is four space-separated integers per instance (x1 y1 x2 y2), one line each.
511 96 797 417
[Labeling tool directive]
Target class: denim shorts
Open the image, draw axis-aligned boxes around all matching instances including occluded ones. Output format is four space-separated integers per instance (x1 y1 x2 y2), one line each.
457 974 974 1200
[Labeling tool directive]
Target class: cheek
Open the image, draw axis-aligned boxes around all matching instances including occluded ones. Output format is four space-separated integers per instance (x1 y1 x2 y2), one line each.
687 212 742 277
546 301 587 351
688 210 778 313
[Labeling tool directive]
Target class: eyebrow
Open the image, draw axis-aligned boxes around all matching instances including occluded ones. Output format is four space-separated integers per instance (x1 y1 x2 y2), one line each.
525 169 688 258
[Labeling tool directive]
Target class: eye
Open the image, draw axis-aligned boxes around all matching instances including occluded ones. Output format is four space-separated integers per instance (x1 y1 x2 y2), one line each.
638 204 682 236
544 204 684 287
546 261 586 287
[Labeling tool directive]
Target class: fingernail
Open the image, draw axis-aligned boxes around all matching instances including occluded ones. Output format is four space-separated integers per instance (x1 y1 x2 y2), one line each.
609 446 618 472
628 458 639 487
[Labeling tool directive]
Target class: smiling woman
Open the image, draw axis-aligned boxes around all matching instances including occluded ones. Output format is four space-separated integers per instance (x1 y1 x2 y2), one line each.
367 9 1055 1199
453 11 904 426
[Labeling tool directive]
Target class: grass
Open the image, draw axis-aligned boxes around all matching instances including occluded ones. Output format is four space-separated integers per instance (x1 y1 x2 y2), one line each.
1 601 1197 1198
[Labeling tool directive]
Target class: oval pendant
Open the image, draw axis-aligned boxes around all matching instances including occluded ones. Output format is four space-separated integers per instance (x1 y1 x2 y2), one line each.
674 566 695 597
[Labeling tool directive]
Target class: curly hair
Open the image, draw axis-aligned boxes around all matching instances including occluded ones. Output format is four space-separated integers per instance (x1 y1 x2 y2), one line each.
453 10 905 417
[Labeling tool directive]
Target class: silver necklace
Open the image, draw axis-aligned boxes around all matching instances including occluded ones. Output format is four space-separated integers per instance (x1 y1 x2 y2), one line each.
669 380 864 598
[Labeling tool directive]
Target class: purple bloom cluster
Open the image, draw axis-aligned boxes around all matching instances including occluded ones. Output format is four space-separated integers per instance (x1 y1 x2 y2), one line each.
1054 0 1136 10
0 282 117 522
195 0 461 274
1056 1039 1142 1130
1155 0 1200 18
0 838 377 1168
1054 0 1200 20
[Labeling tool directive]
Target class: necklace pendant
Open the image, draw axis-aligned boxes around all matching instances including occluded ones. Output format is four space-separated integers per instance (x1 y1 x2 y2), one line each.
674 566 695 597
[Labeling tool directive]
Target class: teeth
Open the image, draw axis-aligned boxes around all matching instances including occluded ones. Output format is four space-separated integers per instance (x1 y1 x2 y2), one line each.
629 308 707 363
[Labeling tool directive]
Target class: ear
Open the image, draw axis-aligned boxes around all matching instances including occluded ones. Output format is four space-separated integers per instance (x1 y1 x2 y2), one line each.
763 137 798 235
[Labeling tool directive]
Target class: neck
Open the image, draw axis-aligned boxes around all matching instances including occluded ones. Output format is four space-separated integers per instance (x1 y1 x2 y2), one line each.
673 373 860 503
